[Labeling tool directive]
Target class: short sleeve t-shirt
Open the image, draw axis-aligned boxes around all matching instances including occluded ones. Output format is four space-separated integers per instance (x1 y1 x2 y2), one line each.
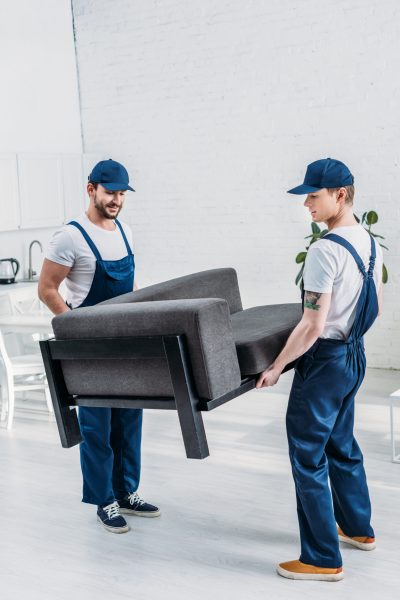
303 224 383 340
45 213 134 309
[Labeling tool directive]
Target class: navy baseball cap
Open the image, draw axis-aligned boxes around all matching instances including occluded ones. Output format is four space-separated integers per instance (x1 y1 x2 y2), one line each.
88 159 135 191
287 158 354 194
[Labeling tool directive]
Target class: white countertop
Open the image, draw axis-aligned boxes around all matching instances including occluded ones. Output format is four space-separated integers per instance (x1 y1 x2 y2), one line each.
0 280 39 294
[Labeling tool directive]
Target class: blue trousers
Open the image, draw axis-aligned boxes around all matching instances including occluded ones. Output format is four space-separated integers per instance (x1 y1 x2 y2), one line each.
286 338 374 568
78 407 143 506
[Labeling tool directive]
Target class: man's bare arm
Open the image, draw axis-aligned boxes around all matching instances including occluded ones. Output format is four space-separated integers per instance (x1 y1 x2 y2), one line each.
38 259 72 315
256 290 331 388
303 291 323 311
273 290 331 370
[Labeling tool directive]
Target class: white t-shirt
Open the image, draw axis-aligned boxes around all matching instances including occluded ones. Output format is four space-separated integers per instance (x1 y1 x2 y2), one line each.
45 213 134 309
303 224 383 340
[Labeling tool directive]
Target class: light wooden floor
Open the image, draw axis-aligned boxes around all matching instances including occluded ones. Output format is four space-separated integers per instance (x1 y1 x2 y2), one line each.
0 367 399 600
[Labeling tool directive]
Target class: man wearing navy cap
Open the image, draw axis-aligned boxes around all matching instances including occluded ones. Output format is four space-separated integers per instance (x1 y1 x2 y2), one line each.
256 158 383 581
39 159 160 533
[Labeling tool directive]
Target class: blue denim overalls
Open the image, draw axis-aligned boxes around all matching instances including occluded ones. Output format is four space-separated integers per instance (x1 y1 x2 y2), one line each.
68 219 142 506
286 232 378 568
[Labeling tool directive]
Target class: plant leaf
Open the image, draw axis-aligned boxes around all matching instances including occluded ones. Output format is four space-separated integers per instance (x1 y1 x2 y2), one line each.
366 211 378 225
295 263 305 286
382 263 388 283
354 214 360 223
296 251 307 264
379 244 389 250
311 222 320 234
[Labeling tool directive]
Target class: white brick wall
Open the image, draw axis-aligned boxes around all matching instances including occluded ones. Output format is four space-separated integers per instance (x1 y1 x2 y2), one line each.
72 0 400 369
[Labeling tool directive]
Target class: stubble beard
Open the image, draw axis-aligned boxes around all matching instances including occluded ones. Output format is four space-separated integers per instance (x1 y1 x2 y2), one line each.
94 195 122 219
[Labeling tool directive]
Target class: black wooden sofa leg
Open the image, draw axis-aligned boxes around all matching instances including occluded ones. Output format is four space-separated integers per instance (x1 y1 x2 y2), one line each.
40 340 82 448
163 336 210 459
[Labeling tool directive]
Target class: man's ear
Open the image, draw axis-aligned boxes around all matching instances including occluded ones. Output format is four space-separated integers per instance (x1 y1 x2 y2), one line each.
337 187 347 204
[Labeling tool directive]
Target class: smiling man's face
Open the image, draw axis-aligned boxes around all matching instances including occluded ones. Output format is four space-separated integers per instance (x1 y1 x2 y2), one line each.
304 188 346 223
88 183 126 219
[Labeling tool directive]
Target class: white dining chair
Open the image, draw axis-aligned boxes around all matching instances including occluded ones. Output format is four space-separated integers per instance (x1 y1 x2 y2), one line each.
0 330 53 429
0 288 53 429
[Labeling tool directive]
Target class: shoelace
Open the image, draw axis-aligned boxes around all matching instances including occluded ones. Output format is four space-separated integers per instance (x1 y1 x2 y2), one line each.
127 492 145 507
103 501 121 520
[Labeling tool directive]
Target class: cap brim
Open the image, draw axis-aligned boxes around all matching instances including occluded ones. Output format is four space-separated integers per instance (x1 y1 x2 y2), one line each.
101 182 135 192
287 184 322 195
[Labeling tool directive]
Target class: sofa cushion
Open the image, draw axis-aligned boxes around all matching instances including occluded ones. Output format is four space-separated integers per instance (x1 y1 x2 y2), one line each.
231 303 302 376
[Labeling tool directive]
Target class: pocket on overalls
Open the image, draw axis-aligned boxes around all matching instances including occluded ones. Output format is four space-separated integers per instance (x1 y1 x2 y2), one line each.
294 338 322 382
294 354 315 382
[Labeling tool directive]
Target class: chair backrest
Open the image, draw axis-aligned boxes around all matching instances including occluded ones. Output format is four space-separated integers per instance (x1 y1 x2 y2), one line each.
5 286 46 315
0 288 48 358
0 330 12 372
0 295 18 367
0 293 13 317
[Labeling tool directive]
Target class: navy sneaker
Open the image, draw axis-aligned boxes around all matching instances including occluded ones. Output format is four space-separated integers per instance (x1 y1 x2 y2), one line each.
97 501 130 533
118 492 161 518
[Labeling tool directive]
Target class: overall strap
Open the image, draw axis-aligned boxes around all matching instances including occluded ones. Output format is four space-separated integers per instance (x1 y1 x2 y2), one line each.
68 221 103 261
115 219 133 256
367 234 376 278
323 233 368 278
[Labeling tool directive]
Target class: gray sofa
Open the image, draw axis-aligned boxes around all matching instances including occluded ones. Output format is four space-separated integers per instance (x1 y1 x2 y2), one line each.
40 268 301 459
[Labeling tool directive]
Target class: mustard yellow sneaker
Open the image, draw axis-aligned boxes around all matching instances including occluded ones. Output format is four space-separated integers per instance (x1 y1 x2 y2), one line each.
277 560 344 581
338 526 376 550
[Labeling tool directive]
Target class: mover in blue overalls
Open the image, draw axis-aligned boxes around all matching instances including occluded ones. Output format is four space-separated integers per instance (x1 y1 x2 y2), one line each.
39 159 160 533
256 158 382 581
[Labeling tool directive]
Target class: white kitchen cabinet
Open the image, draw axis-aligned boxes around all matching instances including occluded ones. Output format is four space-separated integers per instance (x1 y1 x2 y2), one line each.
0 153 105 232
0 154 20 231
18 154 64 229
62 154 87 222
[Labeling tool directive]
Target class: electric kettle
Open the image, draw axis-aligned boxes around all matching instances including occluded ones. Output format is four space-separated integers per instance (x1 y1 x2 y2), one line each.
0 258 20 284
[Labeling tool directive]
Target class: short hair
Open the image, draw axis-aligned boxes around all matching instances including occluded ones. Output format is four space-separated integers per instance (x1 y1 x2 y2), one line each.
327 185 355 205
88 181 98 189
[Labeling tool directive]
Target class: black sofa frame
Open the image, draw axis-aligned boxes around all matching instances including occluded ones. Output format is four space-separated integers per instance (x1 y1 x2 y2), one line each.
40 334 260 460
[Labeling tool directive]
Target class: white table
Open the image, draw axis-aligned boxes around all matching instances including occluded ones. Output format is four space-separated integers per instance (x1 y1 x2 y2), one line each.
390 388 400 463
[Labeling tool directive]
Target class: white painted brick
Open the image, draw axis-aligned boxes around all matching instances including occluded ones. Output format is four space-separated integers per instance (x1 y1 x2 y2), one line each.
72 0 400 369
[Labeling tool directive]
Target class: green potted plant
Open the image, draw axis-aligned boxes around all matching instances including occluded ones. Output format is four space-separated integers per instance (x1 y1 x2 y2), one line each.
295 211 389 288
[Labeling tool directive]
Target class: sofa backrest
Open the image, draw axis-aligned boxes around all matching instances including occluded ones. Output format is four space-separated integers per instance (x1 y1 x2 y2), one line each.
100 268 243 315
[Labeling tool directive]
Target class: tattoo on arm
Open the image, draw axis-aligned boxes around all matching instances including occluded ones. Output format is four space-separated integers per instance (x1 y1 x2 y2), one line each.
304 290 322 311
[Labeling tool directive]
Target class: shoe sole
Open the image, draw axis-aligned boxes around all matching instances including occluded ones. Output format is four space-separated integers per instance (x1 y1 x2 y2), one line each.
276 565 344 581
119 509 161 518
97 516 130 533
338 534 376 551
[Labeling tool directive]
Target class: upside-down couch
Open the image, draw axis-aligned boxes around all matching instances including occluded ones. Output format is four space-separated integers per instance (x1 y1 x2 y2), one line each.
40 268 302 459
